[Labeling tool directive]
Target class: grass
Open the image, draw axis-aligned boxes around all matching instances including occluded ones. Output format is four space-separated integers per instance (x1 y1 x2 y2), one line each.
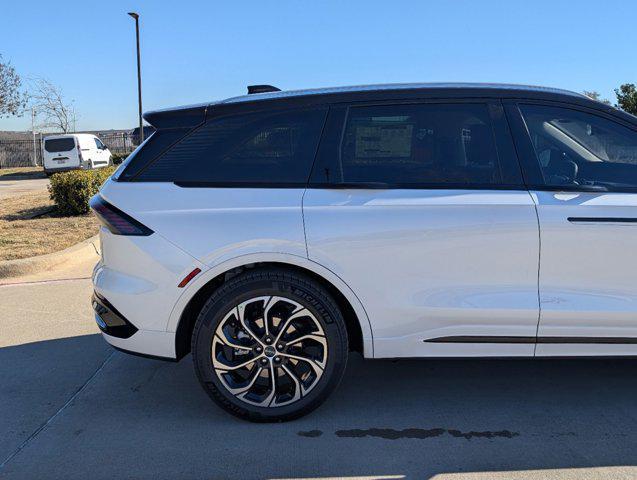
0 191 98 261
0 167 47 180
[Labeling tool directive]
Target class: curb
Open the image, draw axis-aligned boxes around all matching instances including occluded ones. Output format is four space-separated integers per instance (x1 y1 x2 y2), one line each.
0 235 100 280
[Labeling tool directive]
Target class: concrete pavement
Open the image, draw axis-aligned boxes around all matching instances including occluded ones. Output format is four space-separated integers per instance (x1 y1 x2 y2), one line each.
0 234 99 282
2 257 637 479
0 177 49 200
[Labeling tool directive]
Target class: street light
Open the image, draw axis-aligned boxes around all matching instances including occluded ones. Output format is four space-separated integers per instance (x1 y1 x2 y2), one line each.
31 107 37 167
128 12 144 143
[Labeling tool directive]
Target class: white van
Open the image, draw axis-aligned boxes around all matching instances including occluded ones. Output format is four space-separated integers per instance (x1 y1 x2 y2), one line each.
43 134 111 175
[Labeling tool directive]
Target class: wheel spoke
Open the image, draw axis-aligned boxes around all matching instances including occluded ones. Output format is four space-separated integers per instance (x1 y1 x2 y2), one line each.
236 304 264 347
281 352 325 373
213 353 257 372
222 365 263 395
246 362 276 407
273 307 310 343
286 333 327 350
213 333 252 351
265 363 278 406
261 295 275 337
273 364 302 406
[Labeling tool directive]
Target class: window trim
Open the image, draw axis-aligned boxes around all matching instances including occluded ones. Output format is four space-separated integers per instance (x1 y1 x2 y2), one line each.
504 99 637 194
308 98 526 190
175 181 314 189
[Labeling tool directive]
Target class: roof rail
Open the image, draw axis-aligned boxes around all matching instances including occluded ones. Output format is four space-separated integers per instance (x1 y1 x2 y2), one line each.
247 85 281 94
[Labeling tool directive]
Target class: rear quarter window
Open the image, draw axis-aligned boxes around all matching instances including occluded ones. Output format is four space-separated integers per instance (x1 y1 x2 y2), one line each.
44 138 76 152
134 107 327 185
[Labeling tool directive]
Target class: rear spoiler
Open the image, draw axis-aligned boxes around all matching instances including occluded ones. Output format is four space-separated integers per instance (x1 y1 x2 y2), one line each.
143 105 207 129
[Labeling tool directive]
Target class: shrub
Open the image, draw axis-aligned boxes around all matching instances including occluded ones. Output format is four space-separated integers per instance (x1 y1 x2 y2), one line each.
48 167 116 216
110 152 132 165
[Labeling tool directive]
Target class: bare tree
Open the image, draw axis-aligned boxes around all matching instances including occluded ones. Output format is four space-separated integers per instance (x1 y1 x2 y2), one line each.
583 90 611 105
29 78 74 132
0 54 27 117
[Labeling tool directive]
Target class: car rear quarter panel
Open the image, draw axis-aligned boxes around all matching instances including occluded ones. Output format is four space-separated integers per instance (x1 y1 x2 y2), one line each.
100 181 308 265
96 180 311 336
93 226 205 332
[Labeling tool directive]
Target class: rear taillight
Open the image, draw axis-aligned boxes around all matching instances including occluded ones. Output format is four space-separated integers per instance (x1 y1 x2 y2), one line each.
89 195 153 236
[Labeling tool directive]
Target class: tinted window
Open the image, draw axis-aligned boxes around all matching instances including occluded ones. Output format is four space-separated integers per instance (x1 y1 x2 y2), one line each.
520 105 637 189
117 130 189 181
317 103 502 186
44 138 75 152
136 108 327 183
94 138 105 150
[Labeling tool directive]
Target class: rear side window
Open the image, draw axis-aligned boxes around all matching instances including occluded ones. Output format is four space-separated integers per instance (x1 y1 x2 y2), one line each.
312 103 502 187
44 138 75 152
520 104 637 190
135 108 327 184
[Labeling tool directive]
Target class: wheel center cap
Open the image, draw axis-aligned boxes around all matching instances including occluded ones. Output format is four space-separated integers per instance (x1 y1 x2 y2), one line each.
264 346 276 357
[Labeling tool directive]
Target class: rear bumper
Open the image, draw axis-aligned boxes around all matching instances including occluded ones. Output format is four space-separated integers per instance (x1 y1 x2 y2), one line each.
44 166 80 174
44 161 105 173
92 292 138 338
92 290 177 360
99 328 178 360
91 226 204 361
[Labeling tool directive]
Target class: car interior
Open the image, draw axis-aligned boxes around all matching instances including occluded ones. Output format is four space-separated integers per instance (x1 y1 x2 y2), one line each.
522 107 637 189
340 107 502 185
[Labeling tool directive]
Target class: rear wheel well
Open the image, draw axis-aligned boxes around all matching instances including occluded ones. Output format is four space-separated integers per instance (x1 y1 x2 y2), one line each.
175 262 364 360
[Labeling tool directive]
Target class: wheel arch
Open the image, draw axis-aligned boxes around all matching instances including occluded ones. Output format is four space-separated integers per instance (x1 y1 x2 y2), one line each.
169 254 373 360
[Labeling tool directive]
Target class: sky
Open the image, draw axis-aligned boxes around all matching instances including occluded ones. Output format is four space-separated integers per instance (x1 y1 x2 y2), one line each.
1 0 635 131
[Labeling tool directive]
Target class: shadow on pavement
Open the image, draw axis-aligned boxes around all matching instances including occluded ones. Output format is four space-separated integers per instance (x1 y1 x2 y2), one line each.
2 333 637 479
0 171 47 181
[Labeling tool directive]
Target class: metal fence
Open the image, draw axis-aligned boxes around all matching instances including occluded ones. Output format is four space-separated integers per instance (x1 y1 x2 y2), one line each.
99 132 139 155
0 139 42 168
0 132 139 168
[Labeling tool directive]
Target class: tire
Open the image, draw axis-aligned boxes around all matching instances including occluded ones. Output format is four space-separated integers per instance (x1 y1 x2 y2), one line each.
191 268 348 422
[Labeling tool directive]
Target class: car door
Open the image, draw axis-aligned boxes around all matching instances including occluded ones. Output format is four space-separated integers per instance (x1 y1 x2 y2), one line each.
77 136 92 167
506 101 637 356
303 101 540 358
93 137 108 165
43 137 78 169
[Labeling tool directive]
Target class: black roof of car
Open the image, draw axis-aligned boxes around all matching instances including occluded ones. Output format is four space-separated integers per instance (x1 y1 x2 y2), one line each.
144 83 625 128
221 82 587 104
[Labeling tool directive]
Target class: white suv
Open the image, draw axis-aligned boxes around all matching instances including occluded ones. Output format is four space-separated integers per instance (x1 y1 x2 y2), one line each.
92 83 637 421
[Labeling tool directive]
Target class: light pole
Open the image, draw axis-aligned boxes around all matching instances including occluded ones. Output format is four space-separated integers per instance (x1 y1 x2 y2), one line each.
128 12 143 143
31 107 37 167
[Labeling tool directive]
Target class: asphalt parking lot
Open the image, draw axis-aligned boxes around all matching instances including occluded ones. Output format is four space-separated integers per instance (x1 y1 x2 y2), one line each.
2 271 637 479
